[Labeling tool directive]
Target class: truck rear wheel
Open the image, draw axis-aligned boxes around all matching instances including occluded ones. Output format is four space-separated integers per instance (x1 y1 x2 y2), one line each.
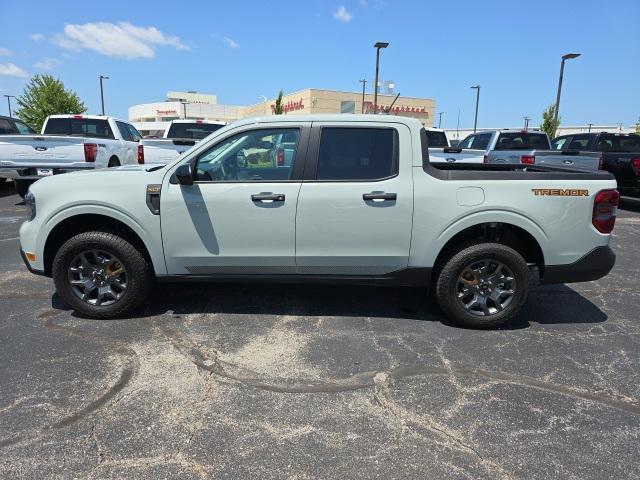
14 179 34 198
435 243 530 329
52 231 153 319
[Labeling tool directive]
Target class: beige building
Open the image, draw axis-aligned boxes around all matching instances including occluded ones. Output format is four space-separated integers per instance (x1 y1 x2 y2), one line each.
130 89 436 136
242 88 435 127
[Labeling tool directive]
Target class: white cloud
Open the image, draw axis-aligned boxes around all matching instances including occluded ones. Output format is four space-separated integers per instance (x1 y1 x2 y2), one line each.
53 22 188 59
0 47 12 57
29 33 45 41
0 62 28 78
34 58 61 70
334 5 353 22
222 36 240 49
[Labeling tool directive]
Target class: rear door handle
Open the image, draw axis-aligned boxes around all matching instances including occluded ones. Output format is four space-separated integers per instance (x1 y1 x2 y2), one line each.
251 193 285 202
363 192 397 201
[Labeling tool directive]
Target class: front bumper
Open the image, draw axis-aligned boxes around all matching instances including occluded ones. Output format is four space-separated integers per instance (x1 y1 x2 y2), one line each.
20 248 46 276
541 246 616 285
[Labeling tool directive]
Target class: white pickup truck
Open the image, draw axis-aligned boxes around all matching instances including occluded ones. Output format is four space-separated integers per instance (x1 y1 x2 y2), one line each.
0 115 143 197
19 115 618 328
141 120 226 165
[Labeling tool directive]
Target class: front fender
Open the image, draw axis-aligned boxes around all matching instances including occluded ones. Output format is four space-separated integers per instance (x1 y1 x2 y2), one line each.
36 203 166 275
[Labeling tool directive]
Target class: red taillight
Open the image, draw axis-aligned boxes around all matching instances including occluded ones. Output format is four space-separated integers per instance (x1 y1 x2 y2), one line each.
521 155 535 165
276 149 284 167
137 144 144 164
73 115 83 119
84 143 97 162
631 158 640 176
592 189 619 234
482 155 488 164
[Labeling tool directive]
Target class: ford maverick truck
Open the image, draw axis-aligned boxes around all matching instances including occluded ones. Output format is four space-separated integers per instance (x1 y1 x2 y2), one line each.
19 115 618 328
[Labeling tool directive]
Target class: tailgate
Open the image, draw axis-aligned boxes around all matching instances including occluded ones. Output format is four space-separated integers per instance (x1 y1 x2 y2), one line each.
142 138 197 164
0 135 90 168
535 150 601 171
429 147 485 164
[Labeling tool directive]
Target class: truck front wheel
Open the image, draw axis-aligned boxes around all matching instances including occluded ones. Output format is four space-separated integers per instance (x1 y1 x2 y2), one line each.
435 243 530 329
52 231 153 319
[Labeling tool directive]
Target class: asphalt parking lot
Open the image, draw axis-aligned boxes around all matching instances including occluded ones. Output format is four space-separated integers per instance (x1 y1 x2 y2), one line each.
0 179 638 479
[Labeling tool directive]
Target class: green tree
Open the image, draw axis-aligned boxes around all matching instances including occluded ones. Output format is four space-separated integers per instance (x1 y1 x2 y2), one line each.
635 116 640 135
540 104 560 139
15 74 86 131
273 90 284 115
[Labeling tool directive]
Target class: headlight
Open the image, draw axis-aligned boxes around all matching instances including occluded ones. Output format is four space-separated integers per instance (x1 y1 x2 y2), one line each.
24 190 36 221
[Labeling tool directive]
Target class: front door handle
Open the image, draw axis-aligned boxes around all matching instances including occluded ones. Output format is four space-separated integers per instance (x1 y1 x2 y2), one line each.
251 193 285 202
362 192 397 201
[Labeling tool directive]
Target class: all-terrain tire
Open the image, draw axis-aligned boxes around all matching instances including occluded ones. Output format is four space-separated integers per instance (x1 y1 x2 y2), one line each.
435 242 530 329
52 231 153 319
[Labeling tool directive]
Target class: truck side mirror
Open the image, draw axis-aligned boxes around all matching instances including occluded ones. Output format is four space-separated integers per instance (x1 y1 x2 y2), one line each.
175 164 194 185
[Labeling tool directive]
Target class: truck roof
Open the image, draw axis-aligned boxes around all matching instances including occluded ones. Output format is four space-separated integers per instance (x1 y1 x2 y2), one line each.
168 119 226 125
232 114 425 129
47 114 132 124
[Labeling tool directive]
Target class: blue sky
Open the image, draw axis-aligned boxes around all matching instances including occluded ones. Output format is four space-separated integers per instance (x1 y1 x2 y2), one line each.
1 0 638 128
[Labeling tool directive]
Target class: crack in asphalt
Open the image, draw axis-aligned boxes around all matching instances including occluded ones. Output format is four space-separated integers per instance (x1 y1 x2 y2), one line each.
0 313 139 449
152 318 640 415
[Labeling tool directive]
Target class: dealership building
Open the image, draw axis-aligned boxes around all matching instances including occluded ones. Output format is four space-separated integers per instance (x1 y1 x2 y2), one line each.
129 89 436 136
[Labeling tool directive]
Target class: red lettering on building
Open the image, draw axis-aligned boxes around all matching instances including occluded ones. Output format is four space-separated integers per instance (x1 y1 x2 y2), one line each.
363 101 428 117
270 98 305 114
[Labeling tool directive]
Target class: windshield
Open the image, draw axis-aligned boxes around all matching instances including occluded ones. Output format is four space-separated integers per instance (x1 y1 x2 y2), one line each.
166 123 225 140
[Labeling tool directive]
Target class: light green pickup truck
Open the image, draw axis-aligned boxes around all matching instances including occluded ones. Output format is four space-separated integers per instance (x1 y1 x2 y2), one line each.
19 115 618 328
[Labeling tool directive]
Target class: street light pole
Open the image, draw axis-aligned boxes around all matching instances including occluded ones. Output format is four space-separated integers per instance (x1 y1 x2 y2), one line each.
553 53 580 138
437 112 443 129
4 95 16 118
373 42 389 114
99 75 109 116
471 85 480 133
359 79 367 113
523 116 530 130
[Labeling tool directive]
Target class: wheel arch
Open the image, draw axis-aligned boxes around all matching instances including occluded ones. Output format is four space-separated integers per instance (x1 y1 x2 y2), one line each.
431 221 546 281
108 155 120 167
43 213 157 277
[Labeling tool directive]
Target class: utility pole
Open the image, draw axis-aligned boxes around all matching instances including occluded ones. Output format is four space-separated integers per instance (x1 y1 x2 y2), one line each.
181 101 188 119
553 53 581 137
456 109 461 139
523 116 530 130
438 112 443 129
4 95 16 118
471 85 480 133
587 123 593 133
99 75 109 115
373 42 389 114
359 79 367 113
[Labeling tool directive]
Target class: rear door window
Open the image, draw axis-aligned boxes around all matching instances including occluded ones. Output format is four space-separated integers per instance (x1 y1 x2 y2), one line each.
167 122 225 140
315 128 397 181
127 124 142 142
597 134 640 152
116 121 134 141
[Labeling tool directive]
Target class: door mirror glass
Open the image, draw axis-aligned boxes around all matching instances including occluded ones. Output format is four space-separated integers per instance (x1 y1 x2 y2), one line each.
175 164 194 185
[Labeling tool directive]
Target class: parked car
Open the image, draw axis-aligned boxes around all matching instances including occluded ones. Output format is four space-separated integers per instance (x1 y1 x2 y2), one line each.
19 115 618 328
142 120 226 165
453 129 601 170
551 132 640 195
0 115 143 197
424 128 486 164
0 115 37 183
